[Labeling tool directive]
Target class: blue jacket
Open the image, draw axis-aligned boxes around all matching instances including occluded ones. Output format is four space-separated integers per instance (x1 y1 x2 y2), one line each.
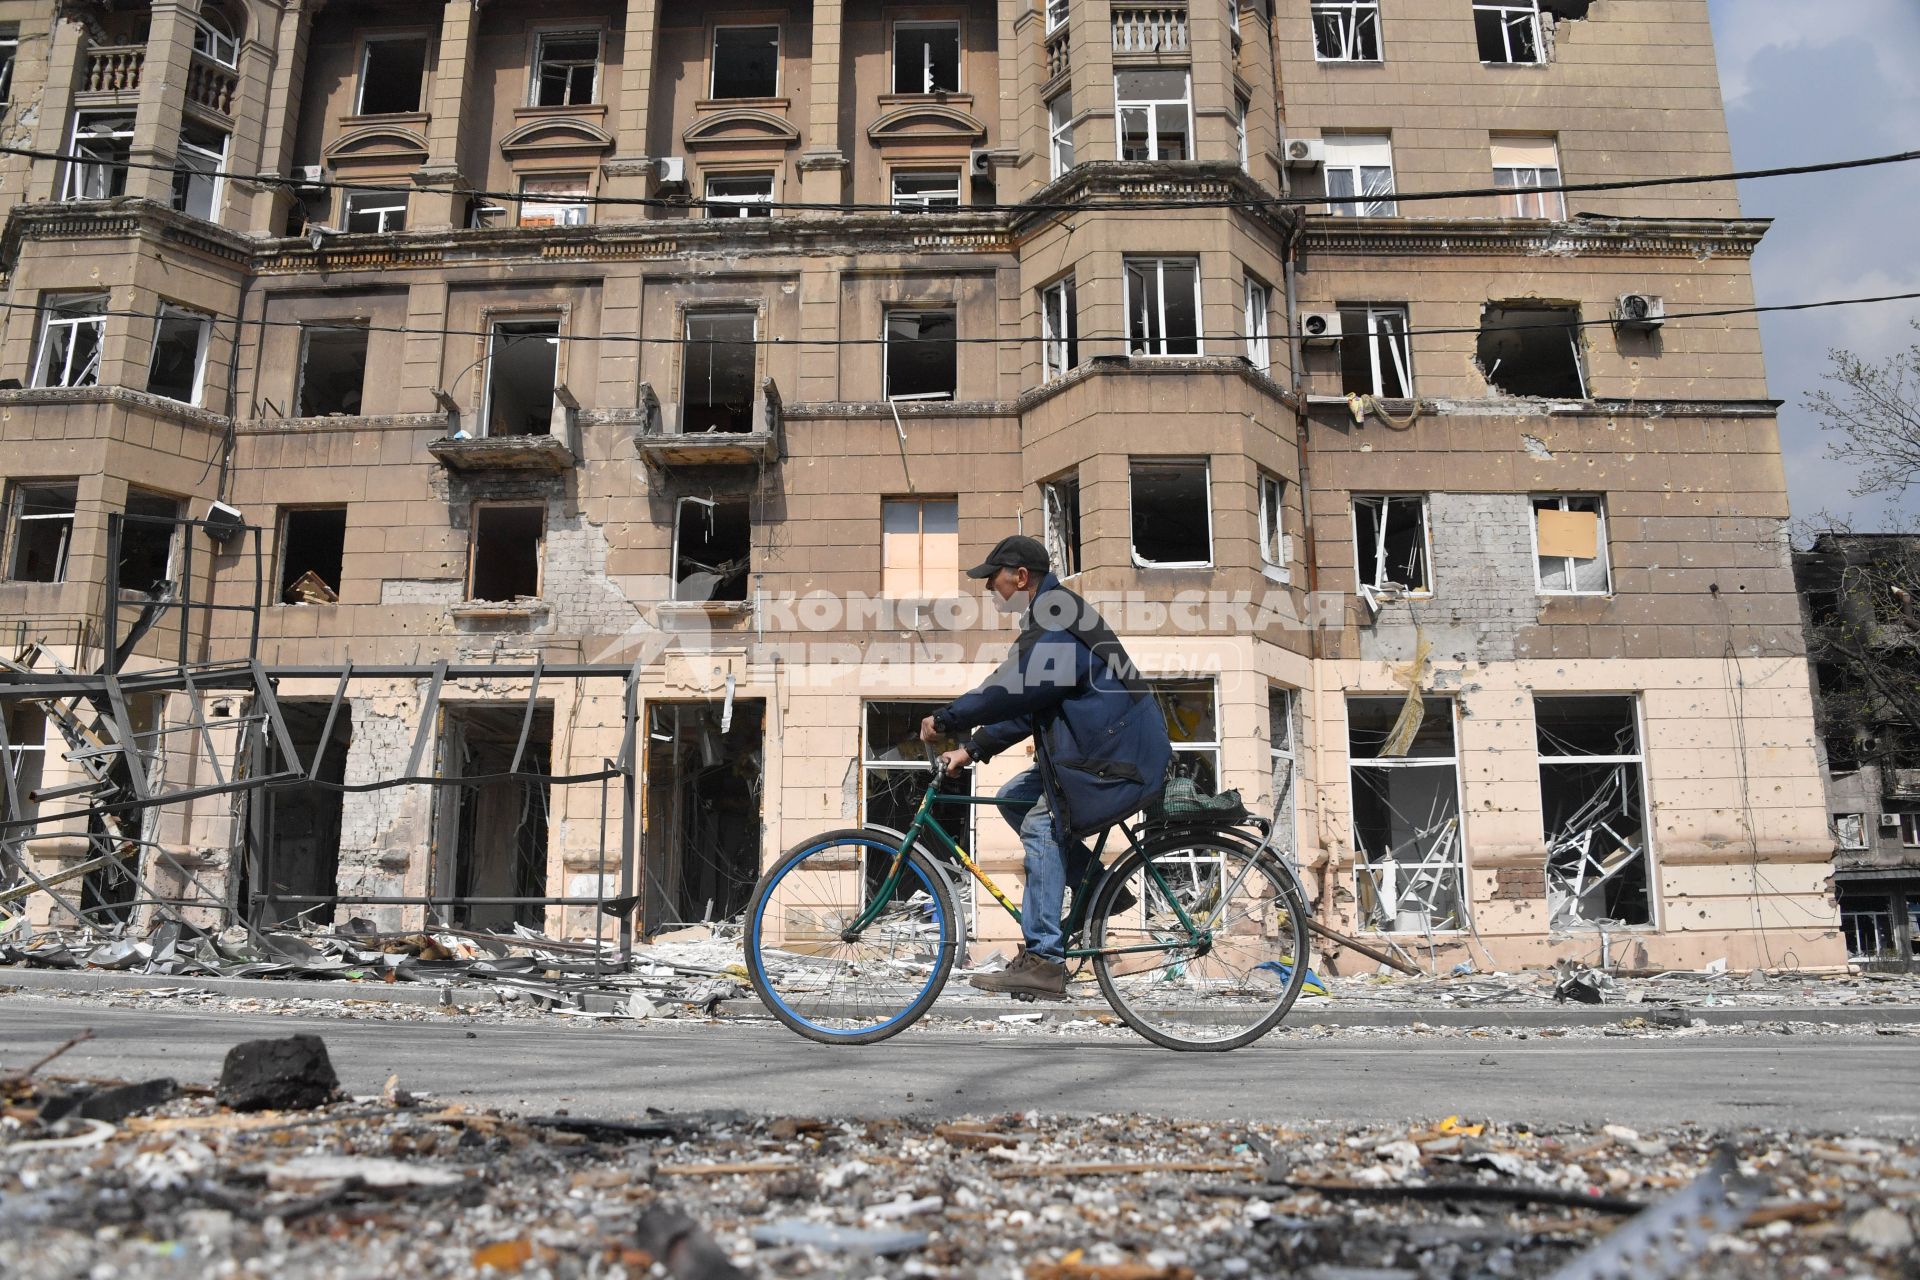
934 576 1171 839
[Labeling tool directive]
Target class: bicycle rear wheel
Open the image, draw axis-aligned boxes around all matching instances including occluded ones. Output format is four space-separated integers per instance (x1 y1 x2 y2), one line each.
744 829 960 1045
1090 830 1312 1051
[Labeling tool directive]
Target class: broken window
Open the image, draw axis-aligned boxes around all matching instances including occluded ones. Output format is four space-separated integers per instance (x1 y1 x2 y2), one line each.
1339 304 1412 397
1048 93 1075 179
468 505 543 602
673 496 752 602
277 507 347 604
884 310 957 400
705 173 774 217
65 111 133 200
119 488 182 595
1478 302 1586 398
434 703 552 930
1833 813 1868 851
0 26 16 104
865 700 976 912
642 700 765 928
518 175 589 228
1324 134 1395 215
1492 137 1565 218
147 306 211 405
482 319 560 437
1476 0 1545 64
1125 256 1200 357
891 170 962 210
297 325 368 417
882 496 959 597
34 294 108 389
256 702 350 927
343 189 408 232
1258 471 1286 573
894 22 961 94
1041 277 1079 380
532 30 600 106
1153 679 1220 793
1130 459 1212 567
172 123 227 222
1349 695 1465 933
1115 70 1191 162
1244 277 1272 374
1352 494 1429 594
1537 695 1651 928
192 6 239 66
2 704 46 830
711 26 779 98
357 35 429 115
1532 495 1610 594
1042 472 1081 577
683 311 757 432
6 482 77 583
1310 0 1380 60
1268 687 1297 866
1841 892 1899 962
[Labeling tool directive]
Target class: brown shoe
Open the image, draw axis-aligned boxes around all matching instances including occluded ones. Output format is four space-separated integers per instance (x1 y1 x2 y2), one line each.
969 948 1068 997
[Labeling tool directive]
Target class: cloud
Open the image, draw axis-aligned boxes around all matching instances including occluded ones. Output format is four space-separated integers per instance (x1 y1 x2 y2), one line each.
1710 0 1920 114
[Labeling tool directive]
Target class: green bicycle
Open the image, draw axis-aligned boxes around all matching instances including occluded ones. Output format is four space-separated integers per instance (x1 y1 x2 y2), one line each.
742 762 1315 1051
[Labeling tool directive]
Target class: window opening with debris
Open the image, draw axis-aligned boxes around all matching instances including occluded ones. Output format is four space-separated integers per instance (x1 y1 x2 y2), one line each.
118 488 182 596
1259 471 1286 574
1491 137 1565 218
1339 304 1411 397
532 30 600 106
2 704 46 830
643 700 765 930
882 497 958 597
34 294 108 388
1475 0 1545 64
1536 695 1651 928
1153 679 1220 793
482 319 561 436
890 170 962 210
343 189 408 232
1840 890 1899 962
1124 256 1200 356
277 507 347 604
1323 134 1396 216
1115 69 1191 161
1244 277 1272 373
1041 277 1079 380
1310 0 1380 60
297 325 368 417
711 26 779 98
255 702 351 927
672 496 752 602
65 111 133 200
865 700 977 925
682 311 757 432
518 175 589 228
1477 302 1586 398
1130 459 1211 567
1043 473 1082 578
706 173 774 216
468 505 544 602
358 36 429 115
172 123 227 222
1348 695 1465 933
894 22 961 93
1048 93 1075 178
1833 813 1867 851
80 693 161 926
1532 494 1610 594
884 310 957 399
7 482 77 583
432 704 553 931
1352 494 1429 594
147 306 212 405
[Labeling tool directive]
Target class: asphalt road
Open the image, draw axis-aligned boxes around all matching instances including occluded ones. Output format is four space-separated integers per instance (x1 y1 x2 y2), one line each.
4 998 1916 1134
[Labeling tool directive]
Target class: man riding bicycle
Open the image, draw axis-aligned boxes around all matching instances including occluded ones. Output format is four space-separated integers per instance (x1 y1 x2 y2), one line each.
919 535 1172 999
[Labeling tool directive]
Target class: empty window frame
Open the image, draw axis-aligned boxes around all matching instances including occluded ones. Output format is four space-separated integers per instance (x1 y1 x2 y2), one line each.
1536 695 1651 927
1842 896 1899 961
894 22 961 94
65 111 134 200
118 488 182 595
1244 276 1272 374
884 310 957 400
343 189 408 233
882 497 959 597
1833 813 1867 852
1124 256 1201 356
468 505 544 602
865 700 977 887
1153 679 1221 793
1532 495 1610 594
0 26 16 103
518 174 589 227
357 35 430 115
1047 93 1075 179
2 703 46 829
1130 459 1212 567
705 173 774 217
672 497 752 602
1478 302 1586 398
147 306 212 405
1904 814 1920 850
1349 695 1465 933
6 482 77 583
1338 304 1411 397
34 294 108 389
1269 685 1299 864
192 7 239 66
683 311 758 433
172 123 227 222
1040 277 1079 380
1258 471 1286 573
891 170 962 210
1352 494 1430 594
278 506 348 603
711 26 780 98
1323 134 1396 216
297 325 369 417
532 30 600 106
1042 472 1082 578
1310 0 1380 61
1491 137 1565 218
1115 70 1191 162
482 319 561 437
1475 0 1545 64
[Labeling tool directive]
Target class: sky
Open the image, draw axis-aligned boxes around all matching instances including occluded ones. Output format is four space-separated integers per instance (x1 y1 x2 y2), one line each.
1706 0 1920 534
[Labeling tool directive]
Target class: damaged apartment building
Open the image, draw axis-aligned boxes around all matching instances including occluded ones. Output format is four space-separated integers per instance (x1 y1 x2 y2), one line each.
0 0 1845 969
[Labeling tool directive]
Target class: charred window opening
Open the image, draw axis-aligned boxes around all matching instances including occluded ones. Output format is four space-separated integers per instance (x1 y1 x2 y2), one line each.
894 22 960 94
469 505 544 602
884 310 957 400
674 497 751 602
1130 459 1211 567
1339 304 1411 397
1352 494 1430 594
643 700 765 929
1348 696 1465 933
1478 303 1587 398
434 704 552 931
711 26 779 99
7 482 77 583
683 311 757 433
482 319 560 437
358 36 429 115
118 489 181 596
1043 473 1081 578
532 31 600 107
257 702 351 928
278 507 347 604
1537 695 1651 928
882 497 957 598
297 326 368 417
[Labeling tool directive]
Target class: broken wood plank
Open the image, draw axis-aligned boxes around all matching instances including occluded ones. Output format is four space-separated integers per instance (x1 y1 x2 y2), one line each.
997 1161 1259 1178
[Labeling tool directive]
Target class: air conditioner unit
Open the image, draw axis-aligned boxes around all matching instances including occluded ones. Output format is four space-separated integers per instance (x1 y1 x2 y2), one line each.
1879 813 1902 831
1300 310 1342 345
1284 138 1325 169
654 156 687 190
968 148 995 178
202 500 245 544
1614 293 1665 331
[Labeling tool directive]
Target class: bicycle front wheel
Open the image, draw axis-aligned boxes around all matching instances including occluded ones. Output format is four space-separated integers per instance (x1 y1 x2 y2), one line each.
744 829 960 1045
1090 831 1312 1051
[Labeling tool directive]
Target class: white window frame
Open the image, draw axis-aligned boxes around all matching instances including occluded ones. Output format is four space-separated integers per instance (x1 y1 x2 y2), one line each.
147 305 213 406
1123 256 1202 358
1129 457 1213 569
7 483 77 584
1042 471 1081 578
1046 0 1070 34
1323 134 1396 216
1492 138 1566 219
1347 695 1468 934
1834 813 1868 851
893 21 962 95
343 189 408 232
1903 814 1920 850
517 174 590 227
530 29 601 107
890 170 962 210
1233 96 1250 172
172 127 227 222
1258 470 1286 577
1352 493 1432 596
1475 0 1545 65
1047 93 1075 180
883 309 958 401
64 111 134 201
479 317 562 439
863 700 977 925
1243 276 1272 373
1268 685 1299 871
710 25 781 99
1040 277 1078 380
704 173 775 217
1536 694 1655 930
356 34 431 116
1530 494 1612 596
1114 69 1192 162
192 9 239 67
1310 0 1380 62
1152 679 1221 793
34 294 109 389
1341 303 1412 396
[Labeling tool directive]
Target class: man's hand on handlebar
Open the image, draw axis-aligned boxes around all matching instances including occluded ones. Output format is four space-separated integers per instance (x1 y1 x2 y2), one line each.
918 715 942 744
935 747 971 776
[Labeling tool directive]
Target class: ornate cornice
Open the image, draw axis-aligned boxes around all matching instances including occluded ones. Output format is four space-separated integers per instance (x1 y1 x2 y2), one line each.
1304 214 1771 259
0 199 256 273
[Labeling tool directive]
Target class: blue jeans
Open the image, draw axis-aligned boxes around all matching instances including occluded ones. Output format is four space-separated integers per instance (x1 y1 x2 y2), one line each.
997 767 1094 961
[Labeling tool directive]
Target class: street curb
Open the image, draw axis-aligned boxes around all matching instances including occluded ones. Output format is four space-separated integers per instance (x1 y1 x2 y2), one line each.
0 967 498 1009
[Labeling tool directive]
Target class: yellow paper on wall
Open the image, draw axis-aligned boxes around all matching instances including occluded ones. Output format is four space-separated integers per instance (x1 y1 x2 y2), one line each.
1537 508 1598 560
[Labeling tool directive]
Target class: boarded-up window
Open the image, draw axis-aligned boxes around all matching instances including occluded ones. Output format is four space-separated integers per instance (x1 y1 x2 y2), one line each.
1532 495 1609 593
882 497 958 597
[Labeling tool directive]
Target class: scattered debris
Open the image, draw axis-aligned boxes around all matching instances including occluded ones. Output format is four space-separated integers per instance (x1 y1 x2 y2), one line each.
215 1034 339 1112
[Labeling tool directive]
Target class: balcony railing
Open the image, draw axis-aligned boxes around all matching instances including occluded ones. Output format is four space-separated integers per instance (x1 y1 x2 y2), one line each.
82 44 144 94
1112 7 1188 53
1046 29 1071 79
186 53 238 116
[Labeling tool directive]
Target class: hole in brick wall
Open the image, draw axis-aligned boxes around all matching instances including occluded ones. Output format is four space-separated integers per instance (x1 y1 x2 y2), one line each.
469 505 544 602
673 497 751 602
297 326 369 417
278 507 347 603
118 488 182 595
1130 460 1211 566
1352 493 1429 592
483 320 560 437
1477 302 1586 398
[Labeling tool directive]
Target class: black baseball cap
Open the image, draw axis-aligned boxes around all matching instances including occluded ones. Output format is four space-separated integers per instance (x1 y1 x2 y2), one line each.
965 534 1051 580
